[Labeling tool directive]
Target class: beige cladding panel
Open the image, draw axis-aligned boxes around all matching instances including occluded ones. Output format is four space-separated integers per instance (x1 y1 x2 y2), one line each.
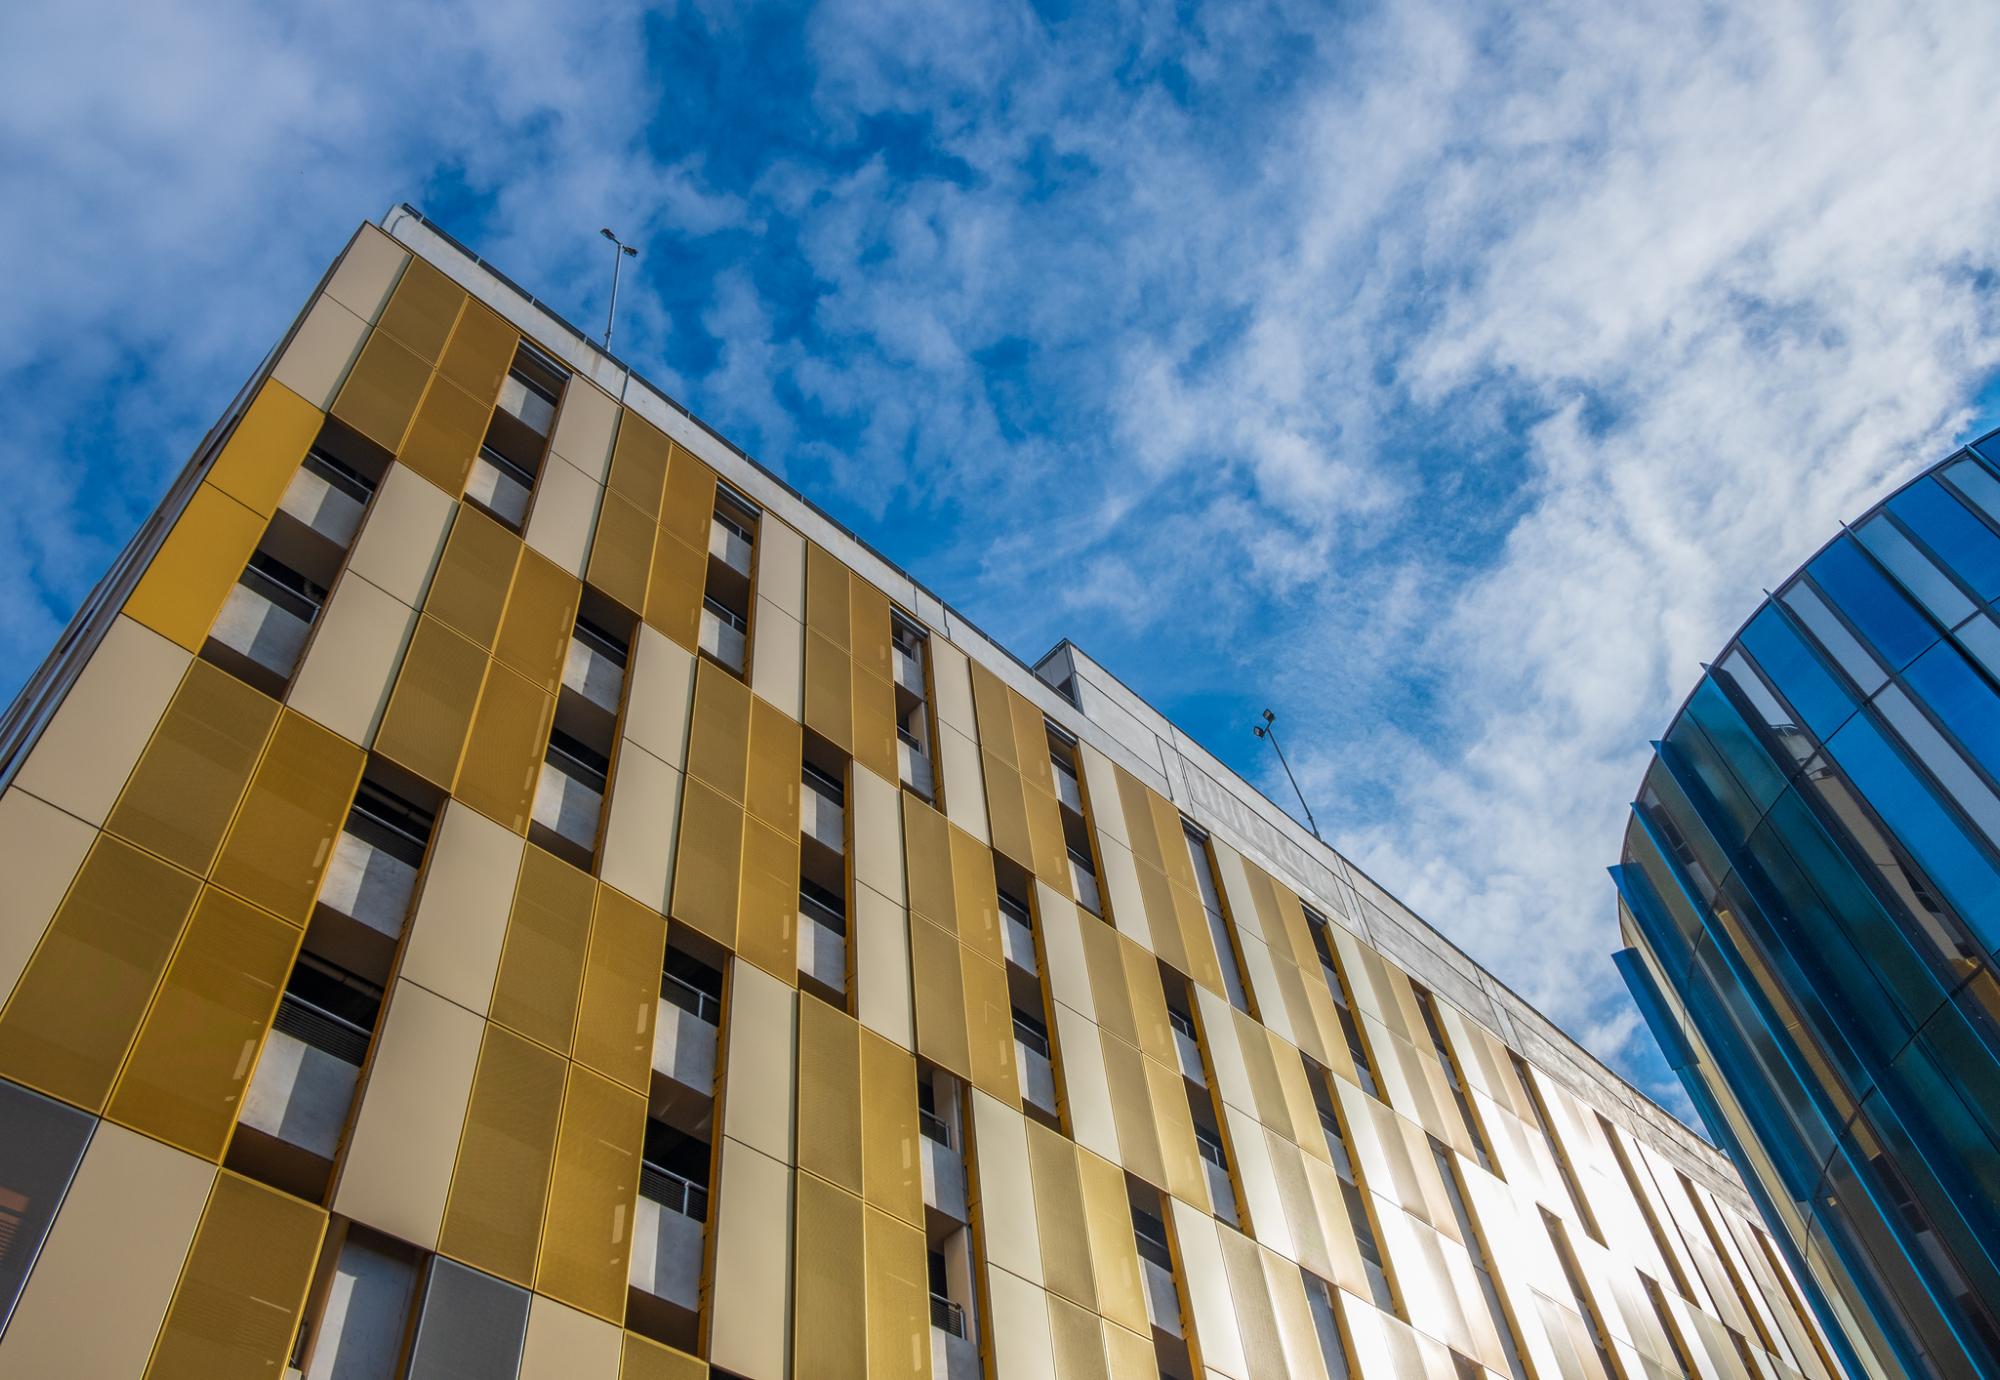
723 957 798 1160
623 624 696 768
757 517 807 621
333 978 482 1247
970 1089 1044 1287
709 1139 794 1379
346 463 457 606
272 293 370 409
986 1265 1058 1380
599 744 682 914
750 600 804 719
0 1123 215 1379
326 224 410 322
520 1293 623 1380
550 377 620 482
1169 1197 1250 1380
1052 1003 1119 1163
0 787 97 1005
854 882 915 1049
287 572 419 745
399 801 524 1014
850 763 906 906
938 725 990 844
1037 885 1095 1022
523 452 604 578
14 615 188 826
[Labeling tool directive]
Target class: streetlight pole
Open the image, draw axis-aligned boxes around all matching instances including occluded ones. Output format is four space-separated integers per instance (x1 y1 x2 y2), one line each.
1253 708 1322 841
600 227 639 352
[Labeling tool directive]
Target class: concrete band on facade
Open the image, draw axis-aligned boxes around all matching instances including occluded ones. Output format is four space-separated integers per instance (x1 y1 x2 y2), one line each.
0 211 1842 1380
1616 431 2000 1380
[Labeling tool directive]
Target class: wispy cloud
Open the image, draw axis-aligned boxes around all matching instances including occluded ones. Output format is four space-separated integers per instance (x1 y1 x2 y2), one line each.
5 0 1998 1114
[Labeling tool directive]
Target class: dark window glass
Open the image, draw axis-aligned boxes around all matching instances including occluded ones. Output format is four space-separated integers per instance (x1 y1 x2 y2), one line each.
0 1081 93 1332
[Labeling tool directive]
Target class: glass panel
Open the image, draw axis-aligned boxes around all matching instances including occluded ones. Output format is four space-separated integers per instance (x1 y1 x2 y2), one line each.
1781 579 1888 695
1740 604 1858 743
1856 515 1974 627
1804 539 1934 672
405 1257 531 1380
1892 474 2000 601
1872 684 2000 851
0 1081 93 1332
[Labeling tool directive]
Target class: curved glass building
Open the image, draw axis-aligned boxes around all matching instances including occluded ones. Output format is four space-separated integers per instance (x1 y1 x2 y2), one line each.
1614 431 2000 1380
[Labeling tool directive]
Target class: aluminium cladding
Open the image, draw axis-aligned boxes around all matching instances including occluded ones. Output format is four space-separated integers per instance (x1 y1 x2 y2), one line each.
0 201 1748 1216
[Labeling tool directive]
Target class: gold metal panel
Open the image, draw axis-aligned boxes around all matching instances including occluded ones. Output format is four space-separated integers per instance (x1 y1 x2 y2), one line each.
1225 1115 1290 1260
454 662 556 834
1148 1052 1210 1212
1135 863 1188 974
967 661 1015 765
1234 1009 1290 1131
621 1332 709 1380
399 371 491 495
910 915 970 1079
687 660 753 802
574 886 667 1092
645 531 705 652
607 411 672 519
106 660 276 875
1027 1119 1098 1310
1166 1198 1248 1380
736 817 800 981
659 445 717 553
804 542 850 649
1100 1033 1163 1188
376 256 466 362
1079 918 1137 1047
793 1170 867 1380
1218 1226 1285 1380
745 695 802 829
852 664 900 783
124 484 265 654
1261 1245 1334 1380
803 629 853 752
963 946 1019 1108
491 845 596 1054
903 794 955 928
437 298 518 403
496 549 581 693
1269 1132 1332 1279
373 615 488 787
1173 882 1223 997
863 1205 930 1380
983 754 1033 871
205 380 322 519
1121 936 1175 1067
0 790 94 1005
797 996 863 1194
949 823 1003 960
1053 1003 1120 1163
670 779 742 950
1079 1148 1150 1335
1025 782 1071 895
144 1172 325 1380
861 1030 923 1225
1048 1293 1110 1380
106 888 296 1160
1149 794 1197 893
1100 1322 1157 1380
1012 693 1055 795
209 709 363 923
848 576 893 681
426 506 523 651
440 1022 566 1284
586 491 658 617
967 1090 1043 1284
331 329 433 452
537 1064 647 1322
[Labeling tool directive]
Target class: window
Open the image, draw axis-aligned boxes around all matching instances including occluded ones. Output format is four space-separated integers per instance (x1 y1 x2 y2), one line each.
997 888 1032 929
1595 1113 1693 1301
1301 1271 1353 1380
799 877 847 936
1193 1123 1228 1169
1182 820 1251 1013
1430 1139 1528 1380
545 727 609 794
1323 1104 1397 1316
1011 1009 1050 1058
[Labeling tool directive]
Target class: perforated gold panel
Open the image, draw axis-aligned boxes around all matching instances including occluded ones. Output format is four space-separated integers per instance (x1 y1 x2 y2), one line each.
454 663 556 834
399 373 490 495
863 1205 929 1380
982 753 1033 872
860 1030 922 1226
660 445 717 554
686 660 752 804
608 412 672 519
621 1331 709 1380
911 917 970 1080
426 507 523 652
374 615 488 787
962 946 1019 1108
793 1170 866 1380
490 846 597 1054
1079 1147 1150 1335
209 710 363 924
1048 1292 1110 1380
376 257 466 362
803 630 852 753
745 697 801 829
798 996 863 1195
670 779 742 950
573 887 667 1092
124 482 267 652
736 818 799 982
106 888 298 1160
331 330 432 453
440 1023 566 1285
0 836 201 1110
204 380 322 519
903 795 954 928
804 543 850 649
646 532 705 653
586 492 657 617
949 824 1002 961
437 298 518 404
143 1172 325 1380
851 664 899 785
1028 1119 1098 1310
106 660 277 876
537 1064 647 1321
495 549 580 694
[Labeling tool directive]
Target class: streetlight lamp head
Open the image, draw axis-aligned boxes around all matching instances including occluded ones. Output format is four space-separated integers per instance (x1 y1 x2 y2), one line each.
600 227 616 241
622 245 639 258
1252 725 1266 738
1261 708 1275 723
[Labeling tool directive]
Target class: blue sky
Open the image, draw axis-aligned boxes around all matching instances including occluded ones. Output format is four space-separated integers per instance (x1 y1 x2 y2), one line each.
7 0 2000 1121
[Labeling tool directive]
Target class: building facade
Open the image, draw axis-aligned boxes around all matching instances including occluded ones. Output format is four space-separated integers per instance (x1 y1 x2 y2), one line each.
1613 436 2000 1380
0 212 1838 1380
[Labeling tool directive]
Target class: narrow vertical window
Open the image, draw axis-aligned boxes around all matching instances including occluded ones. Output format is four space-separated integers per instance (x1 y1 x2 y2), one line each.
1412 985 1497 1175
